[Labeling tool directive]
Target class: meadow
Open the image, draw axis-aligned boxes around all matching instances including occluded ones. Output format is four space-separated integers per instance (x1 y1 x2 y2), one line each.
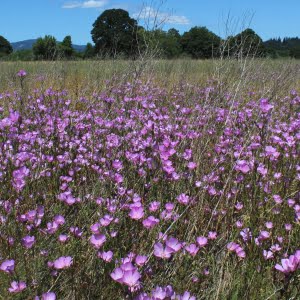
0 59 299 299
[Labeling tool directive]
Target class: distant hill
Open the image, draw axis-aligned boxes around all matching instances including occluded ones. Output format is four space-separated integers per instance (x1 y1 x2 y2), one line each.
11 39 86 52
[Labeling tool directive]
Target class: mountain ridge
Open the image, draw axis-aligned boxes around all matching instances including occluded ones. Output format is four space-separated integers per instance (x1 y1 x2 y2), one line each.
11 39 86 52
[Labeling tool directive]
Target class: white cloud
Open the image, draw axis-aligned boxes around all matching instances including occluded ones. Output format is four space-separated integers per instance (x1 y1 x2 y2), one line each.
62 2 81 8
62 0 108 9
133 6 190 26
168 15 190 25
82 0 108 8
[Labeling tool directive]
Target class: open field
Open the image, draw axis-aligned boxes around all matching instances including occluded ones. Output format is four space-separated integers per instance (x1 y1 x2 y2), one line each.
1 59 300 94
0 59 299 299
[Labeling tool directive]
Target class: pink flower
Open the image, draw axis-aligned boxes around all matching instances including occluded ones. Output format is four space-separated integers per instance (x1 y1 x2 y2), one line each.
129 207 144 220
17 70 27 77
187 162 197 170
177 193 190 205
122 269 141 287
285 224 292 231
258 231 270 241
142 216 159 229
152 287 167 299
21 235 35 249
46 221 59 234
154 243 173 259
112 160 123 171
208 231 217 240
203 268 210 275
99 215 113 226
12 166 30 191
120 262 135 271
53 256 72 270
8 281 26 293
257 164 268 176
165 203 174 211
98 250 113 262
185 244 199 256
236 220 243 228
58 191 76 206
265 146 280 159
165 237 182 253
114 173 123 183
227 242 239 252
234 202 243 210
240 228 252 242
90 234 106 249
183 149 192 160
110 267 124 283
287 199 295 207
263 250 274 260
273 195 283 204
265 222 273 229
236 247 246 258
235 160 250 174
270 244 281 252
110 263 141 288
54 215 65 225
259 98 274 113
181 291 196 300
135 255 147 266
227 242 246 258
58 234 69 243
42 292 56 300
196 236 208 248
275 252 300 274
0 259 15 273
149 201 160 212
207 186 217 196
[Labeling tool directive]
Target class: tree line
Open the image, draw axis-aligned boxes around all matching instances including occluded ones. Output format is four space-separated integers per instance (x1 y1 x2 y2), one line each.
1 8 300 60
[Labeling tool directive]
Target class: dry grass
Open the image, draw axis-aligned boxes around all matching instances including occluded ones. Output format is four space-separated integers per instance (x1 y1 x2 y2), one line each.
0 59 299 96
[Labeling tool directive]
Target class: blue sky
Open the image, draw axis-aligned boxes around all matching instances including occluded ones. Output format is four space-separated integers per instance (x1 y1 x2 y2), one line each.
1 0 299 44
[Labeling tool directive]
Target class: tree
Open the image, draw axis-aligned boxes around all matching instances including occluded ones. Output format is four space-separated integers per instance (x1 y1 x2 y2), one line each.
91 9 139 58
181 27 221 59
32 37 45 60
264 37 300 58
0 35 13 57
290 46 300 59
7 50 33 61
163 29 182 58
233 29 266 58
33 35 57 60
84 43 95 59
59 35 73 58
168 28 181 40
146 29 182 59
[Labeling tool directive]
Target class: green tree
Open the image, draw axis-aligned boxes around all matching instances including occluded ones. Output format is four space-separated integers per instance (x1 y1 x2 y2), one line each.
32 37 45 60
59 35 73 58
33 35 57 60
290 46 300 59
163 29 182 58
181 27 221 59
0 35 13 57
6 50 33 61
84 43 95 59
91 9 139 58
233 29 266 58
168 28 181 40
154 29 182 58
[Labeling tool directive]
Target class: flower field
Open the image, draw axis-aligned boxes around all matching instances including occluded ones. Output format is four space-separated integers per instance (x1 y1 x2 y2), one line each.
0 63 299 299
